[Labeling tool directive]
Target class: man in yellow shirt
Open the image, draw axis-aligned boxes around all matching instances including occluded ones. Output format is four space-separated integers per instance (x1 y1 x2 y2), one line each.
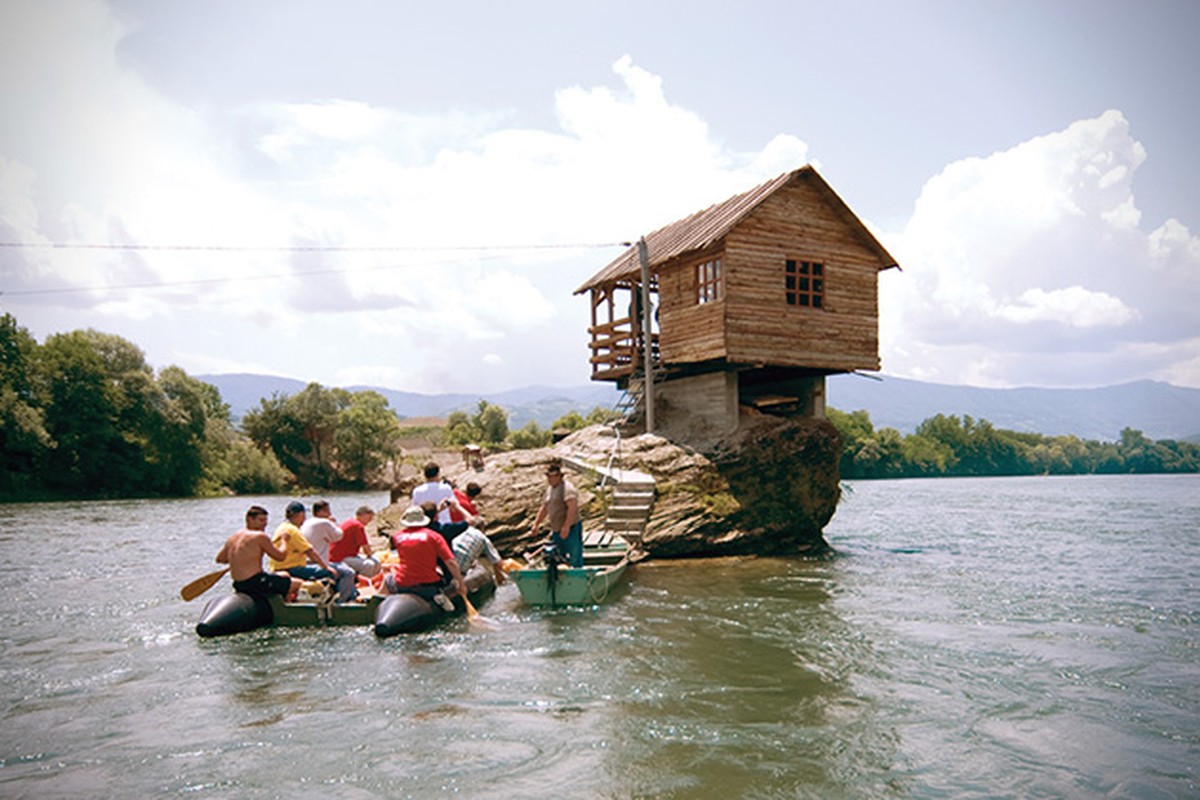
269 501 335 583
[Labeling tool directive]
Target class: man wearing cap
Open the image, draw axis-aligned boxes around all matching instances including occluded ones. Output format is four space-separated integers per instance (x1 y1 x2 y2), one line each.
331 505 382 578
383 505 466 612
268 501 336 584
530 462 583 567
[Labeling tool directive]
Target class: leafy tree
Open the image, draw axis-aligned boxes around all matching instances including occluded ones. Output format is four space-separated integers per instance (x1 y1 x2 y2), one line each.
0 314 50 492
551 410 587 432
154 366 232 495
220 438 291 494
444 400 509 447
242 393 307 479
586 406 623 426
335 390 402 487
508 420 551 449
33 331 128 494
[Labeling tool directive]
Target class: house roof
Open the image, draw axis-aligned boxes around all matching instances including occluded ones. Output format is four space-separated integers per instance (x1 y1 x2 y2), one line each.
575 165 899 294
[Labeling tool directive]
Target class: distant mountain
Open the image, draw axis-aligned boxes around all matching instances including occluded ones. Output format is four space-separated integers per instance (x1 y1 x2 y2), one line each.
199 372 1200 443
197 373 621 429
827 375 1200 442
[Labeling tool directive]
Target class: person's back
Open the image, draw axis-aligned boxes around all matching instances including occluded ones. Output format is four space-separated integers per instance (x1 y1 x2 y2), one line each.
412 462 454 522
391 529 450 586
222 530 275 581
301 516 342 562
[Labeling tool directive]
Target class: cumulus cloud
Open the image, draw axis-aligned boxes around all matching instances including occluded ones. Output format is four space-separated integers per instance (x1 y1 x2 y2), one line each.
0 4 810 393
883 110 1200 387
3 2 1196 395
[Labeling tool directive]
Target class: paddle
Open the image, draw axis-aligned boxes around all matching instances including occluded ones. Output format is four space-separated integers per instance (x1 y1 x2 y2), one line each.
180 567 230 601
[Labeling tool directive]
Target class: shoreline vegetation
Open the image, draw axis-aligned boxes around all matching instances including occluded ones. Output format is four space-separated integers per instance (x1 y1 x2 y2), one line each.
3 314 1197 502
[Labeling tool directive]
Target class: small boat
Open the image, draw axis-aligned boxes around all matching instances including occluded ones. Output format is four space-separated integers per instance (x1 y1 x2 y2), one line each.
195 566 495 639
511 531 633 607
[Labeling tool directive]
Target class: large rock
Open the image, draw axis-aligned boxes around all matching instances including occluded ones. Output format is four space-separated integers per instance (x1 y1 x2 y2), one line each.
379 411 842 560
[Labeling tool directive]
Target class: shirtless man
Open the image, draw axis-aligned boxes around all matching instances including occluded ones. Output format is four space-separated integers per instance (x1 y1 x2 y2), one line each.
215 505 301 600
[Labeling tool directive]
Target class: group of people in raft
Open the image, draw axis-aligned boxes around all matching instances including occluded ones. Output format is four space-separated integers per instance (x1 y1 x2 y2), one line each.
215 459 584 609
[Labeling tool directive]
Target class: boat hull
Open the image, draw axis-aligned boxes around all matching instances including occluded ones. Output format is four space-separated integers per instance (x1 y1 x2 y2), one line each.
513 541 631 607
194 566 494 638
196 592 273 637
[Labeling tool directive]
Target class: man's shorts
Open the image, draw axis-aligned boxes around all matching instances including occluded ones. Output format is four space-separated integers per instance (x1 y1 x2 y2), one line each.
233 571 291 598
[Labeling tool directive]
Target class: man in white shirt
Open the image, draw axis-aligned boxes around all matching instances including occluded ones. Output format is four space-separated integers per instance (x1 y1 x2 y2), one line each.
300 499 358 602
411 462 475 525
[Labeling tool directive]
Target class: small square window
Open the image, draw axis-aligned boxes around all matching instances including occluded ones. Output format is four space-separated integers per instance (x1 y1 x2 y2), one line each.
784 259 824 309
696 258 723 305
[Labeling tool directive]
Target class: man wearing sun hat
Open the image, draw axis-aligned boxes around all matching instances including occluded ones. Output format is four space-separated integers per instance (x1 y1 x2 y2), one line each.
382 505 467 611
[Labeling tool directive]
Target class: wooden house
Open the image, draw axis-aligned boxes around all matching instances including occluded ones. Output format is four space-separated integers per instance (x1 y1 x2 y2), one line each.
576 166 898 445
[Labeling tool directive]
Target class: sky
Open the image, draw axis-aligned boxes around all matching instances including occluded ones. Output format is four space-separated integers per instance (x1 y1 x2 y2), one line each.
2 0 1198 396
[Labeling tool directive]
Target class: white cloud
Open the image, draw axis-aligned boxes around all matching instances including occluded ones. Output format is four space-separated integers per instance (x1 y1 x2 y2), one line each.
995 286 1139 327
882 110 1200 388
3 3 1196 395
0 9 808 393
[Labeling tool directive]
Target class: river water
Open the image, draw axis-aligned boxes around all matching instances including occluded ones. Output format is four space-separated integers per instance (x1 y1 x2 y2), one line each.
0 475 1196 798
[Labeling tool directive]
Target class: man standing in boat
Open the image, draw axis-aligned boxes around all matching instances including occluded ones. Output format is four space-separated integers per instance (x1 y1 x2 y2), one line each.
531 462 583 567
215 505 301 600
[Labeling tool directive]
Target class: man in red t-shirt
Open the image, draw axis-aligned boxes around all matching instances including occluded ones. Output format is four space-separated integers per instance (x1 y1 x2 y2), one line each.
384 505 466 610
448 481 483 523
331 505 381 577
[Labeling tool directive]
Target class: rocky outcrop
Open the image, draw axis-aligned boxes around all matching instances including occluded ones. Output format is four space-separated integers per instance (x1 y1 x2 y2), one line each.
379 410 842 560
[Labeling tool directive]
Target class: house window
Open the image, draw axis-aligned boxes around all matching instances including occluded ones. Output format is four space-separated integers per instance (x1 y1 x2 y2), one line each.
696 258 723 305
785 259 824 308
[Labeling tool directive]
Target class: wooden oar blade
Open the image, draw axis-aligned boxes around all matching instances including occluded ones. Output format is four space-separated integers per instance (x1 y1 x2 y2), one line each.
181 567 230 602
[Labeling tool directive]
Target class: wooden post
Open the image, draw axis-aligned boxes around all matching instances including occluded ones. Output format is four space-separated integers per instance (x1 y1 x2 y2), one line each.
638 237 655 434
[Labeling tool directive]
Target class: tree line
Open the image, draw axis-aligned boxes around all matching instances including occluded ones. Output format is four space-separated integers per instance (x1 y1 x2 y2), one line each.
0 313 402 499
5 312 1194 500
0 314 618 501
828 407 1200 479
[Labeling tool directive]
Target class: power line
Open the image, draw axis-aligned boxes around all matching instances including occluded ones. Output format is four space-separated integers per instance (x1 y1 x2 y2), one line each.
0 240 627 253
3 254 525 297
0 239 632 297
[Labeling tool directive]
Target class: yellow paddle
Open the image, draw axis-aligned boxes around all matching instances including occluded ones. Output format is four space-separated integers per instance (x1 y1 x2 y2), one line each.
180 567 230 601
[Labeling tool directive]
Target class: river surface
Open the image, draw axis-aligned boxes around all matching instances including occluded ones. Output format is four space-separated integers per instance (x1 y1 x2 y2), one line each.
0 475 1196 798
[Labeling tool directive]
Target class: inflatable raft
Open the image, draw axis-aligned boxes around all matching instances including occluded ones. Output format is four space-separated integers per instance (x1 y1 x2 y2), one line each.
195 566 495 639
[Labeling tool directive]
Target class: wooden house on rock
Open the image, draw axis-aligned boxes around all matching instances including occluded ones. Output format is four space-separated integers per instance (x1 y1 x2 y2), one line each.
577 165 899 448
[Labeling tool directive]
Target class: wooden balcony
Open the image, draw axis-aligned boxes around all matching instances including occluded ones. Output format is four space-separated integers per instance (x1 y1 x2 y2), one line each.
587 315 659 382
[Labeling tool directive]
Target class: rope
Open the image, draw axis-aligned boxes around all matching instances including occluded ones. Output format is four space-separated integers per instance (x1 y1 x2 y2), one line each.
587 570 609 604
314 580 338 622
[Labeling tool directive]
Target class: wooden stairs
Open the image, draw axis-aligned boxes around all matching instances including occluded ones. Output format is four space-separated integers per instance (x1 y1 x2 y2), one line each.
562 456 655 546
